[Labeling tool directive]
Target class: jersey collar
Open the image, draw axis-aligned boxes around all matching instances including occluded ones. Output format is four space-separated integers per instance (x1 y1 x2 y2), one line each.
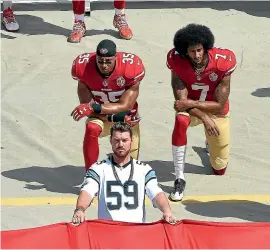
111 155 133 169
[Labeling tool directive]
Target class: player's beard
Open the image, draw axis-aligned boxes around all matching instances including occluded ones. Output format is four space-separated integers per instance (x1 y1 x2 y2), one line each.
113 147 131 159
192 53 208 69
191 56 203 67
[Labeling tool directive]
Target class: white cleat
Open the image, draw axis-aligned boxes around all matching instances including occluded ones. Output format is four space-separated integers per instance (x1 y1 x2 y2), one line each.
2 7 19 32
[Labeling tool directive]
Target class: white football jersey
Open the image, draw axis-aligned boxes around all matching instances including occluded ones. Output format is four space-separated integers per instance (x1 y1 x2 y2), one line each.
81 157 163 223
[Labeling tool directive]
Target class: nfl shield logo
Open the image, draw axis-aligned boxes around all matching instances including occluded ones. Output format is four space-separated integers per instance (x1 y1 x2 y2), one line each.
116 77 125 87
209 72 218 82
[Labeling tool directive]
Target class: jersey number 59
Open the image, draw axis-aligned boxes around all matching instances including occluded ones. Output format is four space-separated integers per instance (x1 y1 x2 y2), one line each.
106 180 139 210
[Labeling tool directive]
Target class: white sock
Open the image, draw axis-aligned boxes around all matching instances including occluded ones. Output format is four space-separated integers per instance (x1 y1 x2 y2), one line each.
172 145 186 180
3 1 12 10
115 8 125 15
75 14 84 22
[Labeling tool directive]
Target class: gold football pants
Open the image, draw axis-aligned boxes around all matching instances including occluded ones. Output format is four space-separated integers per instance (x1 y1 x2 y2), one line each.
178 112 230 170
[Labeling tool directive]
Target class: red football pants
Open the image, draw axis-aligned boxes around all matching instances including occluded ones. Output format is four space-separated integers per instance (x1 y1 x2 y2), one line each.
73 0 126 15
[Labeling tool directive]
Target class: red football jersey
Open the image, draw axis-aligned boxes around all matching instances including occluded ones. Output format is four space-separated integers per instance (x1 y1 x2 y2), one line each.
167 47 237 115
71 52 145 115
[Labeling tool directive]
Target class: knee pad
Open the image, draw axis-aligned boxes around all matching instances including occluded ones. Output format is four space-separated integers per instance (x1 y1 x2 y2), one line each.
172 114 190 146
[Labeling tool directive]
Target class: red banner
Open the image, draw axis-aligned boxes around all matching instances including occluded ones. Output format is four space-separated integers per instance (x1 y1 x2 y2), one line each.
2 219 270 249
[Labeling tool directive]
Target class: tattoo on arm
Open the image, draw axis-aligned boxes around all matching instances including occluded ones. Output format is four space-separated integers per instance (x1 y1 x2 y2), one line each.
171 71 188 100
215 75 231 107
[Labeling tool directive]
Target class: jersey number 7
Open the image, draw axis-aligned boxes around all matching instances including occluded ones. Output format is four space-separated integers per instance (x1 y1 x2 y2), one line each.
191 84 209 101
106 180 139 210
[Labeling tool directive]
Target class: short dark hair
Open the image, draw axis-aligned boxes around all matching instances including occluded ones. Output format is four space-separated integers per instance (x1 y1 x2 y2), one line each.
173 23 215 57
110 122 133 138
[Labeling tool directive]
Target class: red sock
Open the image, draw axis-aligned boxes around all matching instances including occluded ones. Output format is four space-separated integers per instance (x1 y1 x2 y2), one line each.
83 123 102 171
72 0 85 15
213 167 227 176
172 114 190 146
114 0 126 9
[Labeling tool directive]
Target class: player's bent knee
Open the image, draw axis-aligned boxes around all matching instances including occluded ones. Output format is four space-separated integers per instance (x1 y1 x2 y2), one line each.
210 157 228 175
85 122 102 137
172 114 190 146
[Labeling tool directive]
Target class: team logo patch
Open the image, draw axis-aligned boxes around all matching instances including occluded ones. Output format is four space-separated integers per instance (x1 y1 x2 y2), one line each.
99 48 108 54
116 76 125 87
103 80 108 87
209 72 218 82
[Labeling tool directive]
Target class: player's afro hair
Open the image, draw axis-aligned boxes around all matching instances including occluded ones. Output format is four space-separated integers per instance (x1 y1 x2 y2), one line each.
173 23 215 57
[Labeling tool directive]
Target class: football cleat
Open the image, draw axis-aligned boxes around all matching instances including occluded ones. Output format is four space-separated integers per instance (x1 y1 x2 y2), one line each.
2 7 19 32
169 178 186 202
67 20 86 43
113 14 133 40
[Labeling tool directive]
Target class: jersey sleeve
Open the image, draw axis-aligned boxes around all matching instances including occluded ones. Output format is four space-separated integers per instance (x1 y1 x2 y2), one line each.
125 56 145 86
71 53 92 81
145 168 163 201
80 164 101 198
166 49 176 71
216 49 237 77
71 57 79 81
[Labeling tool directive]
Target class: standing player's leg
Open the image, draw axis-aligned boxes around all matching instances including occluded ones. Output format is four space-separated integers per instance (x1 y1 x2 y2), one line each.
130 123 140 160
113 0 133 40
2 1 19 32
169 112 190 201
68 0 86 43
84 0 91 16
205 115 230 175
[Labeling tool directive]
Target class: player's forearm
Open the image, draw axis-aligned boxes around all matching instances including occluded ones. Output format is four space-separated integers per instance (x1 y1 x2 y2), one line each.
188 108 209 121
190 100 223 114
153 192 172 214
88 111 131 122
75 191 92 211
100 103 131 115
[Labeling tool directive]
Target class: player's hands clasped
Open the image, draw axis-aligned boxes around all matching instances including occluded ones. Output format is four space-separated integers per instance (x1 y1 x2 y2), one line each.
202 115 220 137
162 212 177 225
71 103 93 121
72 209 86 225
174 99 193 112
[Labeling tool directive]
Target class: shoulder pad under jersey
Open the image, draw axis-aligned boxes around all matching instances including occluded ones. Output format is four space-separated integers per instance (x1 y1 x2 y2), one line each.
123 54 145 83
166 48 176 70
212 48 237 75
71 53 93 80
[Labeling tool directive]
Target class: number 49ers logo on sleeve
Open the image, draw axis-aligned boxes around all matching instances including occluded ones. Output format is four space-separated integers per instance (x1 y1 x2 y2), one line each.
116 76 125 87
